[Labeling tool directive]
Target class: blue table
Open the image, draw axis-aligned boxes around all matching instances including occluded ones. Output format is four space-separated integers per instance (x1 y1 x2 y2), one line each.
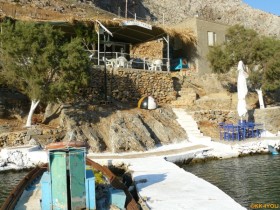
219 122 263 141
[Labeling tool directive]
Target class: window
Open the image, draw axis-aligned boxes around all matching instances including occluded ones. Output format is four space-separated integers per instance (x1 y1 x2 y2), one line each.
208 31 216 46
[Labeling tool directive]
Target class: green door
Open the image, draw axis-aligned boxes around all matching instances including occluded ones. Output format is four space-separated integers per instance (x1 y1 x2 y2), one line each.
50 151 68 210
69 149 86 210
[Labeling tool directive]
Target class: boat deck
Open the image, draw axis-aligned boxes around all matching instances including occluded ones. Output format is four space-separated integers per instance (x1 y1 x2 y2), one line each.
14 182 41 210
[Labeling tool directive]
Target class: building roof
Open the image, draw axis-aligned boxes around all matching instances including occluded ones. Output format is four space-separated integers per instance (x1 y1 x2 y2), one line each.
0 2 196 45
96 19 196 45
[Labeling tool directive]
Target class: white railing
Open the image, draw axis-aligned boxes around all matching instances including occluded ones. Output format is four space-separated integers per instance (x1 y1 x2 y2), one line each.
88 50 170 71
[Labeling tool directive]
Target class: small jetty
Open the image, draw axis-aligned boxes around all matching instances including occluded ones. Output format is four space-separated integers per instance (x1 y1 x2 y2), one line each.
88 141 246 210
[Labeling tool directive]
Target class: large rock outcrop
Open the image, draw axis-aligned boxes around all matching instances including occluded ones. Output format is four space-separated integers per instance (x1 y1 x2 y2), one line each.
0 105 187 152
59 105 187 152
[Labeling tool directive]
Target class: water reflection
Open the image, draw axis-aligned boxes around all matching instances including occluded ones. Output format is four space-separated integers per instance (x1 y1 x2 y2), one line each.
183 154 280 209
0 169 30 206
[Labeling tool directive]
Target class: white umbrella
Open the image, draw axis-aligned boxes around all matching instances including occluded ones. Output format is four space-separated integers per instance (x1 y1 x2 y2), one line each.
237 60 248 120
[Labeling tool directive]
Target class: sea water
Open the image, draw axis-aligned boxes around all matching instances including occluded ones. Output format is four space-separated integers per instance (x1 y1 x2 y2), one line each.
183 154 280 209
0 169 31 207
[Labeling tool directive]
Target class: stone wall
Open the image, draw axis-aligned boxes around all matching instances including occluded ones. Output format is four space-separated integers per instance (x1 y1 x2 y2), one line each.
192 107 280 139
192 110 238 124
192 110 238 139
0 128 65 148
90 67 176 105
251 107 280 134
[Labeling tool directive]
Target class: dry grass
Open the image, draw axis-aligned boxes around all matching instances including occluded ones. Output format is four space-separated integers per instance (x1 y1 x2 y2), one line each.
131 40 164 59
159 26 197 44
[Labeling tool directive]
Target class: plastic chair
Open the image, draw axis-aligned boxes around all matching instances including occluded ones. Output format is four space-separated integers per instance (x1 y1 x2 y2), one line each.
218 122 225 140
152 59 163 71
116 56 128 68
246 122 255 138
254 123 263 138
103 57 115 68
224 124 238 141
146 61 153 70
237 124 246 140
127 59 133 68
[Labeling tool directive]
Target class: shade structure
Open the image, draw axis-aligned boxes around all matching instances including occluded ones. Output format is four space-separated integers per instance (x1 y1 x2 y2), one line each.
138 96 157 110
237 60 248 118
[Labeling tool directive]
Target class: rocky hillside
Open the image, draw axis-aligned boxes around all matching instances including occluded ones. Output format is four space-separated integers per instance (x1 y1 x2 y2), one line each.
0 104 187 153
95 0 280 38
1 0 279 37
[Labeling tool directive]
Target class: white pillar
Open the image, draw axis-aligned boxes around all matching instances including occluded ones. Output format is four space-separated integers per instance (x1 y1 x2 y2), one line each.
97 28 100 65
125 0 128 18
256 89 265 109
167 35 170 72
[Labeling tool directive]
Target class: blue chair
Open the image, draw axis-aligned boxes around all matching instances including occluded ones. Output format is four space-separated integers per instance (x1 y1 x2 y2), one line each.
237 125 245 140
254 123 263 138
246 122 255 138
237 121 247 140
222 124 230 141
224 124 237 141
218 122 225 140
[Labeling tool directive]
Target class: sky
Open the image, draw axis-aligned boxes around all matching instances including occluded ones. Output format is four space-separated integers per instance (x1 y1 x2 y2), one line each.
243 0 280 16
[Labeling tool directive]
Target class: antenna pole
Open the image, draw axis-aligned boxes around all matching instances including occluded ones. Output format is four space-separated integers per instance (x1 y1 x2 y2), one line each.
125 0 128 18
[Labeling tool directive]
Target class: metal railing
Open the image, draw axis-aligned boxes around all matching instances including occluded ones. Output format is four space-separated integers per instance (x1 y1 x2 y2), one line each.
88 50 170 71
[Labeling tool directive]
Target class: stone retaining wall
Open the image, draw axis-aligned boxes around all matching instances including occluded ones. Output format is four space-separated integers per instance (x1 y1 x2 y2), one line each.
192 110 238 125
192 107 280 138
90 67 176 105
0 128 65 148
251 107 280 134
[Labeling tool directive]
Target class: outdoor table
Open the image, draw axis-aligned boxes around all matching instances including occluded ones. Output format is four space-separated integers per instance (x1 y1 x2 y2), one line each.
219 122 263 141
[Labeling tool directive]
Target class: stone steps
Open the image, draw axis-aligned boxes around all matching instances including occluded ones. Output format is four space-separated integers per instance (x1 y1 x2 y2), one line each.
173 108 212 143
171 87 197 107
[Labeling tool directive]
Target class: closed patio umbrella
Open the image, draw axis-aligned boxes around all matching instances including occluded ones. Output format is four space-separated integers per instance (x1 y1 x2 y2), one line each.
237 60 248 121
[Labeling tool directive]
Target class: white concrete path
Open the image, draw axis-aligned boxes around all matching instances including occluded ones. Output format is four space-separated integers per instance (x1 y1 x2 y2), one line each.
88 140 245 210
126 157 246 210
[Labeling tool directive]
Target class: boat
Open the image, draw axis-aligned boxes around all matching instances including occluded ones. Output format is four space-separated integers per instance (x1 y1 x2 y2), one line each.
268 145 279 155
1 142 138 210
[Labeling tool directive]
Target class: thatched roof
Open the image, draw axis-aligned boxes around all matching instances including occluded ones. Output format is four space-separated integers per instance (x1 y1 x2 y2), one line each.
163 27 197 45
95 19 197 45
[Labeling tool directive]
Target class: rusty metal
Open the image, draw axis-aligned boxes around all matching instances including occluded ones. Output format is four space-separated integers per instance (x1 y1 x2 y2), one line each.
86 158 139 210
45 141 89 150
1 163 48 210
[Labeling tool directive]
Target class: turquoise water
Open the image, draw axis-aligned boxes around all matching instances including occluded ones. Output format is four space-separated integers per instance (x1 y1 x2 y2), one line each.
183 154 280 209
0 169 31 207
